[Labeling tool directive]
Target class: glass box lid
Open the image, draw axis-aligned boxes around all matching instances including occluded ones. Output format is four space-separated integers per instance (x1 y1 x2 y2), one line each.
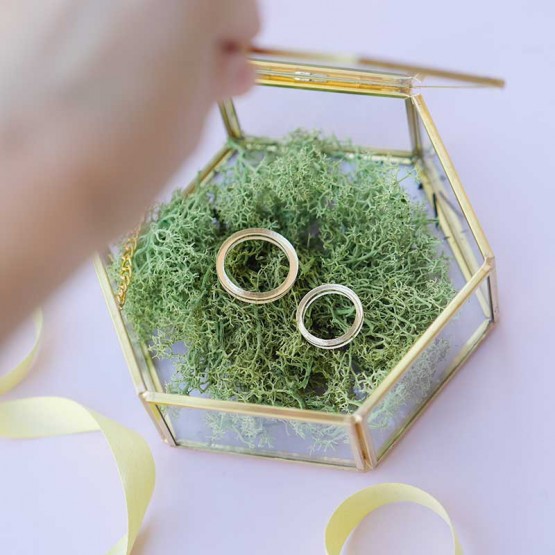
249 46 505 94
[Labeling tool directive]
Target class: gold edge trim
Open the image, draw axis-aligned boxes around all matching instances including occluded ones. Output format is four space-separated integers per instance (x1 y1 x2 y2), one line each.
175 440 361 471
250 58 412 95
250 58 412 83
356 261 491 417
93 255 146 394
488 265 500 322
347 417 368 471
143 391 352 425
219 100 242 139
250 46 505 88
139 394 177 447
375 319 494 465
254 77 410 98
354 414 376 469
183 145 234 197
138 376 179 439
130 337 158 394
140 343 164 393
372 61 504 88
412 95 495 260
405 98 422 157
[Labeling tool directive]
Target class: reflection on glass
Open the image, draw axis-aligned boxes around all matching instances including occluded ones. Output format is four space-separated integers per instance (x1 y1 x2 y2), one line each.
160 405 356 468
368 285 492 456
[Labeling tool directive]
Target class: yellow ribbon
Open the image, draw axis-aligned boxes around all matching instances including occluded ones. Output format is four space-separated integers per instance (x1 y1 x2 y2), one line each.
0 312 43 394
0 312 155 555
0 312 462 554
325 482 462 554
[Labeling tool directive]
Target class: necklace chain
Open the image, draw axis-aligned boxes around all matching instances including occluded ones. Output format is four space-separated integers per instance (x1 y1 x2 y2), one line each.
115 226 140 310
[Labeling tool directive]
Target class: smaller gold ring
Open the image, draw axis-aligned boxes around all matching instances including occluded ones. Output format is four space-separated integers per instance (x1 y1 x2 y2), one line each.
216 228 299 304
296 284 364 350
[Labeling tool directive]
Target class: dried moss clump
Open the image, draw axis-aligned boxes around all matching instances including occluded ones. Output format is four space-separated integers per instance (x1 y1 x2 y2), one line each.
115 131 455 415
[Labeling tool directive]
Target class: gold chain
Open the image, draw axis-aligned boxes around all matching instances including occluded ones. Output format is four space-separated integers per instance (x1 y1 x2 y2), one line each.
115 226 140 310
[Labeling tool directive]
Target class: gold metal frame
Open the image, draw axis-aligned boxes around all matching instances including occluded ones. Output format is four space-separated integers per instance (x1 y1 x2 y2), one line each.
95 49 500 472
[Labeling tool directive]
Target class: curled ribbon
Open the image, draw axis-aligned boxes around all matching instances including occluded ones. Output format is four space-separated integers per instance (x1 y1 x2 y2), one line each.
0 312 43 395
325 482 462 554
0 311 462 554
0 312 155 555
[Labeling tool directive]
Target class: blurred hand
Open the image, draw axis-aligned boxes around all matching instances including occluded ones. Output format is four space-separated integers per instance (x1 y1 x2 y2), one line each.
0 0 260 340
0 0 260 235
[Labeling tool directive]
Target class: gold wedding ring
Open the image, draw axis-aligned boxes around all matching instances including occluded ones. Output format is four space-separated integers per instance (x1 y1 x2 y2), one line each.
296 284 364 349
216 228 299 304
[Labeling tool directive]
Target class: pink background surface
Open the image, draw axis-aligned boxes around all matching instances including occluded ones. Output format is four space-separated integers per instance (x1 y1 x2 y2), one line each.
1 0 554 553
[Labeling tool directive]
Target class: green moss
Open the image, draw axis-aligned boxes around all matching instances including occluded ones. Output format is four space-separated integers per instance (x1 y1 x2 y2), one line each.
114 130 455 421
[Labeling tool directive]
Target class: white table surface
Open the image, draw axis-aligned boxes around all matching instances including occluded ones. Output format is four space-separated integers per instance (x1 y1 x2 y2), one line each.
1 0 554 553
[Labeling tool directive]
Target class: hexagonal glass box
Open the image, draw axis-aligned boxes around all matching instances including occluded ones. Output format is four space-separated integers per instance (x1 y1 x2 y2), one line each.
96 48 502 471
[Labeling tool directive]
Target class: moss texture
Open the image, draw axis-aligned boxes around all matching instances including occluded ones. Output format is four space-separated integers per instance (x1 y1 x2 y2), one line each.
113 131 455 417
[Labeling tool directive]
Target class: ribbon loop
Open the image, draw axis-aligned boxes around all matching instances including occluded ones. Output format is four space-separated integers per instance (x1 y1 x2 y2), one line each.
325 483 462 554
1 312 462 555
0 313 155 555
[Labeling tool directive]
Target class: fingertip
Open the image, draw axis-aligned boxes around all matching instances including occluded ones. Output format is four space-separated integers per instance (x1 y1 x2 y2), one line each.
216 51 256 100
232 58 256 96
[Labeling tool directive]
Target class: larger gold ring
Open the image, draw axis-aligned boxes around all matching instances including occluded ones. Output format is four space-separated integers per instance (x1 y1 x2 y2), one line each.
216 228 299 304
296 284 364 349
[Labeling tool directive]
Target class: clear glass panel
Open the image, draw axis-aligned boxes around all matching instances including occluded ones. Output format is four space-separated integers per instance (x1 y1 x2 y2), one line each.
157 404 356 468
233 85 412 152
416 106 486 279
367 280 493 457
397 159 470 296
101 82 496 469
